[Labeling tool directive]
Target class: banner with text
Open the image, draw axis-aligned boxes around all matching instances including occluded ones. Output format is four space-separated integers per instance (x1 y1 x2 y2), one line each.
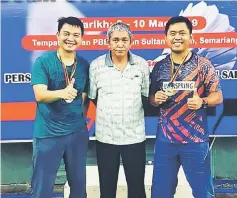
1 1 237 140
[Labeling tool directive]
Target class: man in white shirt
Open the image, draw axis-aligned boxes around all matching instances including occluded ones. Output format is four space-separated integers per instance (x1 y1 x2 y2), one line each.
88 22 150 198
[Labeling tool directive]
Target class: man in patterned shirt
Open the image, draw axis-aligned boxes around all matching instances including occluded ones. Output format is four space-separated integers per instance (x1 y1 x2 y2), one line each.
88 22 150 198
150 16 223 198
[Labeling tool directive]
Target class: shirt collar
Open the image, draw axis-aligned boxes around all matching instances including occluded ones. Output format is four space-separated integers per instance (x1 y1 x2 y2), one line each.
105 51 135 67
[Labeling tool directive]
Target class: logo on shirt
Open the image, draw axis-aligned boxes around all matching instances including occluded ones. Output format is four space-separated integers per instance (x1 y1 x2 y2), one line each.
163 81 195 91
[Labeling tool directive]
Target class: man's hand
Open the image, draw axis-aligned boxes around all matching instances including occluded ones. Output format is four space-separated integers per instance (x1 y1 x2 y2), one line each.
61 78 78 100
187 88 203 110
154 90 169 105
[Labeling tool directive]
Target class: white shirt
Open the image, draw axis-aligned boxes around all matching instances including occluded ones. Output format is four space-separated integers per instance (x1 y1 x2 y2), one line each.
88 51 150 145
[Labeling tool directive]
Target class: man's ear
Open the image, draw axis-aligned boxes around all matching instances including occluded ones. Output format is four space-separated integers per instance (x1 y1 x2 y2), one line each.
189 34 193 45
106 39 111 49
165 35 168 44
56 31 59 40
129 38 133 48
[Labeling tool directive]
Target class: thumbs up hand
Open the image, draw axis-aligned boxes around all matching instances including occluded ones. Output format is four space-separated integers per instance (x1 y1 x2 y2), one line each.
187 88 203 110
62 78 78 100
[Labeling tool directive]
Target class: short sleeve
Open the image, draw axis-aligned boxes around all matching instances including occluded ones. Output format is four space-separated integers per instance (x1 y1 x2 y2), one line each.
88 60 98 100
141 60 150 97
31 57 48 86
201 59 221 95
150 62 161 95
82 59 90 93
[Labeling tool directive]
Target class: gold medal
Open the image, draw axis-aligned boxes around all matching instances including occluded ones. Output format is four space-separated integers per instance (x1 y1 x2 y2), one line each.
165 86 174 97
65 99 73 103
168 52 190 97
57 51 77 104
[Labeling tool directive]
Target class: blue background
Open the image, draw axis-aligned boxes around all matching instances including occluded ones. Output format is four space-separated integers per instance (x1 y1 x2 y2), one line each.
1 1 237 140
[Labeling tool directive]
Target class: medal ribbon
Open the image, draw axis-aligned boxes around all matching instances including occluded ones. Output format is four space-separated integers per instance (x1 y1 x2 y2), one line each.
57 51 77 87
169 52 190 84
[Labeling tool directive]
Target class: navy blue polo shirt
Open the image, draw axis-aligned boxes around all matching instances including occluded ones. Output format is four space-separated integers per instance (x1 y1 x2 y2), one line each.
31 51 89 138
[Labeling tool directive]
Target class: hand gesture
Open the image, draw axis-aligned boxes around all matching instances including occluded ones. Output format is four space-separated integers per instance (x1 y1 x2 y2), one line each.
187 88 202 110
62 78 78 100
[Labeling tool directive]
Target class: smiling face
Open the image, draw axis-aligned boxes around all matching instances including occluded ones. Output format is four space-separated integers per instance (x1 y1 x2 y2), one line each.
56 23 82 52
165 22 192 54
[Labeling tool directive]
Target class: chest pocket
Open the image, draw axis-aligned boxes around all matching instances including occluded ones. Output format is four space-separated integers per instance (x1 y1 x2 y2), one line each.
123 71 143 94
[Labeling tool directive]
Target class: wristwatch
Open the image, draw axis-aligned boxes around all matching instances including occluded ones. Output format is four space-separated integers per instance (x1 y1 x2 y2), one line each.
202 98 208 108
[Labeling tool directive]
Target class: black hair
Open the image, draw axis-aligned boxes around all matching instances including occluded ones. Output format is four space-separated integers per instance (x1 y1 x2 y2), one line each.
165 16 193 35
57 17 84 36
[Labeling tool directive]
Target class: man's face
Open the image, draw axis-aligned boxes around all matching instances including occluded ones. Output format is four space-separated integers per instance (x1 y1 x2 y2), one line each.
57 23 82 52
165 22 192 54
108 30 132 58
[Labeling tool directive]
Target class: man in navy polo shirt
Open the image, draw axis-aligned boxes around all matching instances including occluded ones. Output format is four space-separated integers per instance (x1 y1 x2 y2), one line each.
31 17 89 198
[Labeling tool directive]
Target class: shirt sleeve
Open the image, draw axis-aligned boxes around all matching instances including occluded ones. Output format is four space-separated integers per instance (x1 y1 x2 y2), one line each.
150 62 161 96
201 59 221 95
141 60 150 97
82 59 90 93
31 57 48 86
88 60 98 100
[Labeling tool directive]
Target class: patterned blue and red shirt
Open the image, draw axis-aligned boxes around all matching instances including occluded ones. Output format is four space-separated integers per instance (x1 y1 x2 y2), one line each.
150 53 221 144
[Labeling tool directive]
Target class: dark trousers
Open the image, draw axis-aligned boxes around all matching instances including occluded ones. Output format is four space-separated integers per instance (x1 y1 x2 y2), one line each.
151 140 214 198
96 140 146 198
31 128 89 198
